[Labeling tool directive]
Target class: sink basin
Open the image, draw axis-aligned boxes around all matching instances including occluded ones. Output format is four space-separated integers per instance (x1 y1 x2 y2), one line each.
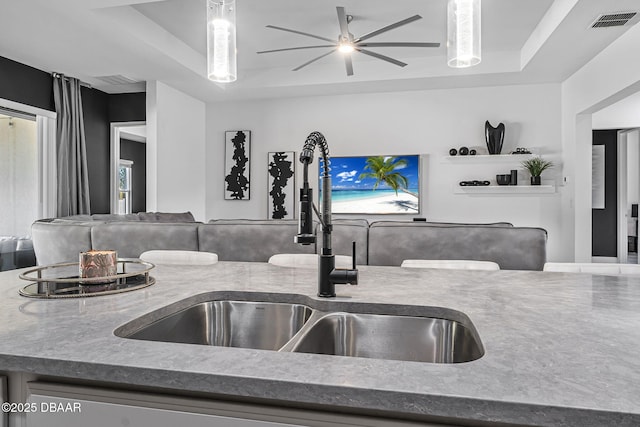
288 312 483 363
122 300 313 351
117 293 484 364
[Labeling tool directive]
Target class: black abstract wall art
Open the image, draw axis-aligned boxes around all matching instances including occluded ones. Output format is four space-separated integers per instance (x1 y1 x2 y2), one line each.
268 151 295 219
224 130 251 200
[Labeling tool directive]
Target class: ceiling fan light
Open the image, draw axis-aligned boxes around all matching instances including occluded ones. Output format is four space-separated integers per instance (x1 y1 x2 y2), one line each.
338 43 355 53
447 0 481 68
207 0 237 83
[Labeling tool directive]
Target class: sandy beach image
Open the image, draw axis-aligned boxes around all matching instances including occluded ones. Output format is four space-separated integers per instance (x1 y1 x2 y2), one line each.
332 191 419 214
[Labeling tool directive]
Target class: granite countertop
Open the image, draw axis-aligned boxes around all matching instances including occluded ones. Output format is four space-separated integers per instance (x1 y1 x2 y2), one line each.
1 262 640 426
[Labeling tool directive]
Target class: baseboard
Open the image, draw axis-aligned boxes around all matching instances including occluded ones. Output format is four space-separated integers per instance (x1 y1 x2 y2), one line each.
591 256 618 263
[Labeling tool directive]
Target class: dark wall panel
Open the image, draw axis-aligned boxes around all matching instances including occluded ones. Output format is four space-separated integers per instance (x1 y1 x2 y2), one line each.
120 138 147 213
0 55 54 111
82 87 110 214
592 129 618 257
109 93 146 122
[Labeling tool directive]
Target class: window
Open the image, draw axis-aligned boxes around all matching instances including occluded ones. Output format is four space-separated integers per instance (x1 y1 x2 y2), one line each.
118 159 133 214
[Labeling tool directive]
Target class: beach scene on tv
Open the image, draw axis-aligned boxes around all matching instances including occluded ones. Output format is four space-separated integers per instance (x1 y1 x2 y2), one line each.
321 155 420 214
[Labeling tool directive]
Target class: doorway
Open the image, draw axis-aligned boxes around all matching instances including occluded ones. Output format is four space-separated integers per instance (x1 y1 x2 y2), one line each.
110 122 146 214
617 128 640 264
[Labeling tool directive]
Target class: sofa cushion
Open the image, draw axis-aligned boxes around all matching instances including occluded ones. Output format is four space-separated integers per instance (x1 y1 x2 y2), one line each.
91 214 141 221
138 211 196 222
91 223 199 258
199 220 316 262
370 220 514 228
368 222 547 270
31 222 93 265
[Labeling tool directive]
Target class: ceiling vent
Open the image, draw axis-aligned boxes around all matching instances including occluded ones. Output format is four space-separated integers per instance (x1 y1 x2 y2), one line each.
93 75 141 85
591 12 638 28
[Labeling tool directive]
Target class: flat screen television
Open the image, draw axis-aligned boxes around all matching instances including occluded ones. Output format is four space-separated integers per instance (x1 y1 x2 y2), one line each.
319 154 420 214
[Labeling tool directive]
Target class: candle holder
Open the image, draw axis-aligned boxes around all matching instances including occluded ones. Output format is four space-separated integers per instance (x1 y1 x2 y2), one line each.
79 250 117 285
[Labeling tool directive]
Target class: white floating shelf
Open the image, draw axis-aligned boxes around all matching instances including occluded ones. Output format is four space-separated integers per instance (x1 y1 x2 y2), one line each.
453 184 556 195
442 154 535 163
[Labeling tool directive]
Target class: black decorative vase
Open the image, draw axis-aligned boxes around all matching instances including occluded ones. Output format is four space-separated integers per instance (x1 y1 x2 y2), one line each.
485 121 505 155
531 176 541 186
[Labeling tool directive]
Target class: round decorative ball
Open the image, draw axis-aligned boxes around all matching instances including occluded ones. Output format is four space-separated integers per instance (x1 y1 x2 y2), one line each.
469 149 477 155
449 148 458 156
459 146 469 155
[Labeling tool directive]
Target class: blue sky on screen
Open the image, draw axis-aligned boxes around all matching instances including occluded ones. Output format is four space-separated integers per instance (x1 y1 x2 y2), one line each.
321 155 420 191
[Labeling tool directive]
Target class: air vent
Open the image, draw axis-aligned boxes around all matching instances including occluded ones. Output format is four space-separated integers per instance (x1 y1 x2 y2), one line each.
94 75 140 85
591 12 637 28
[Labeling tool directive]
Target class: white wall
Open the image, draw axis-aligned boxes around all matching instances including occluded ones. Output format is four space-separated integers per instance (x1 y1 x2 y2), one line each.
592 90 640 129
206 83 567 261
147 81 206 221
561 22 640 261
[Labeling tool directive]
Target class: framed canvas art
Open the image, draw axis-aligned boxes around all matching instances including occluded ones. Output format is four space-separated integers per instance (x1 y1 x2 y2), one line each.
224 130 251 200
320 154 420 214
267 151 296 219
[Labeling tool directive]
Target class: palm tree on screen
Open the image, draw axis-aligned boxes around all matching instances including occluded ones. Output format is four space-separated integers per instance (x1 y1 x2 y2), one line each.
358 156 417 197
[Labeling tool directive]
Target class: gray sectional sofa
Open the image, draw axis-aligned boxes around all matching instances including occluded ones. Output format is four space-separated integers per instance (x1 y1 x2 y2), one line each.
31 214 548 270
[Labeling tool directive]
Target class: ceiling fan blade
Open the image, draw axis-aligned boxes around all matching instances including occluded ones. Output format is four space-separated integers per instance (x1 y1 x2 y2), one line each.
357 42 440 48
355 15 422 42
257 45 336 54
266 25 335 43
344 54 354 76
356 48 407 67
292 49 337 71
336 7 350 40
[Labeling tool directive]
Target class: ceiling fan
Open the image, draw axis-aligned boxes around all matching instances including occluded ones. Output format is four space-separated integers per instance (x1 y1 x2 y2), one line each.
257 6 440 76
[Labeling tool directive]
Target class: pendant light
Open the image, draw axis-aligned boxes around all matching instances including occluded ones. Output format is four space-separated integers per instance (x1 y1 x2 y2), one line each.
447 0 481 68
207 0 237 82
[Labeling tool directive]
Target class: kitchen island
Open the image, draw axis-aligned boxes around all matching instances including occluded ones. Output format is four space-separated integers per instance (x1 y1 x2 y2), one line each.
1 261 640 426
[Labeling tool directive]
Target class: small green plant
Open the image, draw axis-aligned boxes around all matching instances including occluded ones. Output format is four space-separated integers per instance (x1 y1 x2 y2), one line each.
521 156 553 177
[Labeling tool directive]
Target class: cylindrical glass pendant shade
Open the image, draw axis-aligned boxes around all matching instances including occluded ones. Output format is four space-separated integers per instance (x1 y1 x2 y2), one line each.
207 0 237 82
447 0 481 68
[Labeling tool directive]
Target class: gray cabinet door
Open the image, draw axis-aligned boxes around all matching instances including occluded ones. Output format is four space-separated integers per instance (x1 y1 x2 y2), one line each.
27 394 298 427
1 376 6 427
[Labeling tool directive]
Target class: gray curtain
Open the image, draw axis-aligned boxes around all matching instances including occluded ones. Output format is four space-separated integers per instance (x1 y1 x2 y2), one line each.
53 74 91 216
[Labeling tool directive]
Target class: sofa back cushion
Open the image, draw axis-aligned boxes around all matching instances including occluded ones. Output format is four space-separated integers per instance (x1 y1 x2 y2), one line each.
368 222 547 270
31 222 93 265
199 220 316 262
91 223 199 258
137 211 196 222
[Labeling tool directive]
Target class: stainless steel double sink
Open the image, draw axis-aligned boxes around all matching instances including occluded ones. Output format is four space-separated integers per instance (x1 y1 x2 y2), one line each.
115 292 484 364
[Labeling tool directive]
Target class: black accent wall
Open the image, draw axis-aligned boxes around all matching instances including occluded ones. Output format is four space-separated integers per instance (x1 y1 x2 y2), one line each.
0 56 54 111
109 93 146 123
592 129 618 257
1 55 146 214
120 138 147 213
82 87 111 214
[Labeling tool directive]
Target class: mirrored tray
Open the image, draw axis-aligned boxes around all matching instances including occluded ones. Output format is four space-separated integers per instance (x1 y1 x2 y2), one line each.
19 258 155 299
